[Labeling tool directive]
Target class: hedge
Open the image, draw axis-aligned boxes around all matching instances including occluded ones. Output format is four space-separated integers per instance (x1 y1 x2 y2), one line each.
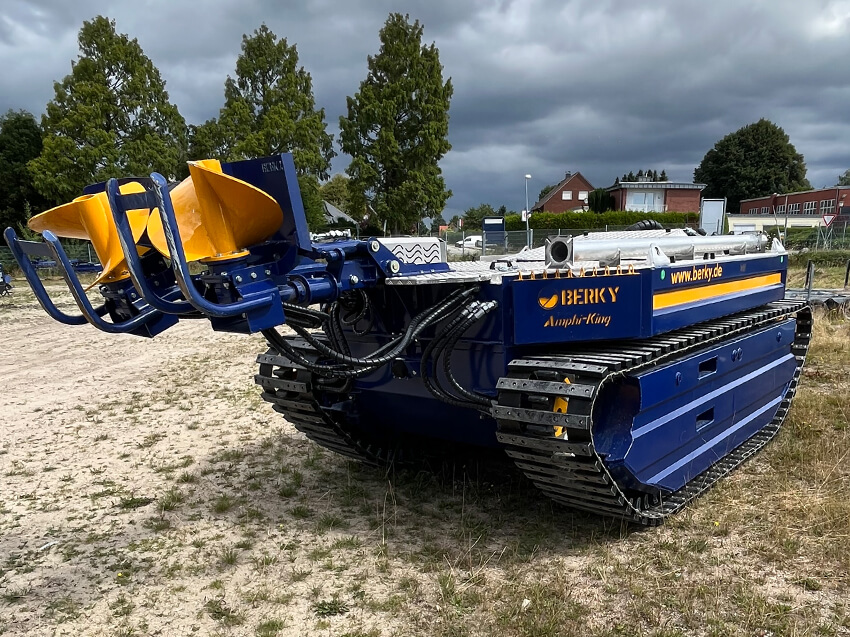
503 211 699 231
788 250 850 268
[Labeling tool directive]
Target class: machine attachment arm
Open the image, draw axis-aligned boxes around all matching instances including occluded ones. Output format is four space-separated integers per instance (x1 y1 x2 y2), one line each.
3 227 91 325
146 173 285 325
39 230 161 334
106 178 197 315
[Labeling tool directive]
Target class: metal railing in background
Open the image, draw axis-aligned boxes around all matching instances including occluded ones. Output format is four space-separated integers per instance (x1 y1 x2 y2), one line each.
764 221 850 251
442 226 697 258
4 224 847 273
0 242 98 276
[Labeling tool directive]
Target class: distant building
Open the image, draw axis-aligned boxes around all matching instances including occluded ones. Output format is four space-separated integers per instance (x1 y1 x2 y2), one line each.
322 201 356 226
531 172 595 214
727 187 850 233
606 176 705 213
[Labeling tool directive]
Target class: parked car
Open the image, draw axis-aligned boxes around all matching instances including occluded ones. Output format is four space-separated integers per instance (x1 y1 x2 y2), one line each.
455 235 482 249
69 259 102 273
30 258 57 270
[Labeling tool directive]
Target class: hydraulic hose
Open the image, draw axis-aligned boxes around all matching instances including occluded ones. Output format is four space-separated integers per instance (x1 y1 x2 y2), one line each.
289 287 477 368
441 301 498 407
262 286 480 378
420 302 486 407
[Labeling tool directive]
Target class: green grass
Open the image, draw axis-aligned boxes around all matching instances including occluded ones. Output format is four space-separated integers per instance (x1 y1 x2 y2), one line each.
312 595 349 617
204 596 245 626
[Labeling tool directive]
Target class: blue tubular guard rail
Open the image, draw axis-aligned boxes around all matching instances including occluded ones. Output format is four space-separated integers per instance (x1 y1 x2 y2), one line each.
148 172 280 318
3 226 92 325
39 230 161 334
105 178 196 315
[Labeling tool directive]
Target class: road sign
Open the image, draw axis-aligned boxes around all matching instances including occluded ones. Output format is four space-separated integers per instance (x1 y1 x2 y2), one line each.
823 213 837 227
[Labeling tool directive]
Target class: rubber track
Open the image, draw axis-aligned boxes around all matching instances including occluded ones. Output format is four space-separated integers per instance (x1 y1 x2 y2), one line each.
255 344 393 466
492 300 812 525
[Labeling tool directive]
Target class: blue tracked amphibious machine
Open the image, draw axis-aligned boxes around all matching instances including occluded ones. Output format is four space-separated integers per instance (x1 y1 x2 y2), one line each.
5 154 811 525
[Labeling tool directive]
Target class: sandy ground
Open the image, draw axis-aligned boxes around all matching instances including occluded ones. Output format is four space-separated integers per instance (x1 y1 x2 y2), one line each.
1 281 849 637
0 284 575 637
0 285 408 636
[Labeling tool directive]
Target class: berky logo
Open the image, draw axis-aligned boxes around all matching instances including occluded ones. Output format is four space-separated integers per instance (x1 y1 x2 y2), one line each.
537 286 620 309
538 293 559 309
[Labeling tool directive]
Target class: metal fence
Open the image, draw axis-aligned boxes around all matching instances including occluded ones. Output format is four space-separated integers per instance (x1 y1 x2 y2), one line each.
0 242 97 276
3 223 847 274
443 226 694 258
770 222 850 251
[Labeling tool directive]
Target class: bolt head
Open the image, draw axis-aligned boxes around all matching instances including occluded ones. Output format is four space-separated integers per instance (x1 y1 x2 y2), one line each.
389 260 400 274
370 240 380 252
235 275 242 283
349 275 360 285
250 272 258 279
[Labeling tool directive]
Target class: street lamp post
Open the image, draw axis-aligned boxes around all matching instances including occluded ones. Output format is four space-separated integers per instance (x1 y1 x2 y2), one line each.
525 174 532 248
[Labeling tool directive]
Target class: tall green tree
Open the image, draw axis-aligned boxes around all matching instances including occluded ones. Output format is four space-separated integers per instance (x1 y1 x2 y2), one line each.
30 16 187 203
319 174 361 220
694 119 811 211
190 24 334 228
587 188 614 214
0 110 48 231
461 203 495 230
836 169 850 186
537 184 558 201
339 13 453 235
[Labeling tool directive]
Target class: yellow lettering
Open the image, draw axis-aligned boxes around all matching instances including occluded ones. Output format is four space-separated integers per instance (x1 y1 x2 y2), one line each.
609 286 619 302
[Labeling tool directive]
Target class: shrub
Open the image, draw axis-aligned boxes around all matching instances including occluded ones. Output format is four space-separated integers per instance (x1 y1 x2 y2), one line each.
504 211 698 231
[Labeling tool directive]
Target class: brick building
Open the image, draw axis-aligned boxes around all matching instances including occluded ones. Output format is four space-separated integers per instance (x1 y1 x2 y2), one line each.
531 172 595 213
727 187 850 233
606 177 705 213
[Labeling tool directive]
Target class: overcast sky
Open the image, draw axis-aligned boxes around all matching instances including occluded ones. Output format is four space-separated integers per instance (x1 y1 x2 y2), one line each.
2 0 850 217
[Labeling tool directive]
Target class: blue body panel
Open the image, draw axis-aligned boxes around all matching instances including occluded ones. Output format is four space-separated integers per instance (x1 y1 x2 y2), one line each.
593 318 797 493
511 255 787 345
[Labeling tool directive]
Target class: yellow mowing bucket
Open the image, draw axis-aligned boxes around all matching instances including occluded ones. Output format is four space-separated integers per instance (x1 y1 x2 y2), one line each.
28 183 151 286
146 159 283 263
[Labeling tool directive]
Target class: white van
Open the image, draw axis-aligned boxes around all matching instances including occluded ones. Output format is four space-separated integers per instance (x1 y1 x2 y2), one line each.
455 235 483 249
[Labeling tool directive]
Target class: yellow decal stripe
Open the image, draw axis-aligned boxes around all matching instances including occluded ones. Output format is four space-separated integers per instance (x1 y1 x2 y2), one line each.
653 273 782 310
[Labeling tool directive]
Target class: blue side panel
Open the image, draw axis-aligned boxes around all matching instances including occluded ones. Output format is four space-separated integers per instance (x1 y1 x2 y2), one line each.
334 282 506 448
350 343 504 448
652 286 785 334
648 255 787 335
593 318 798 493
510 255 789 346
511 273 645 344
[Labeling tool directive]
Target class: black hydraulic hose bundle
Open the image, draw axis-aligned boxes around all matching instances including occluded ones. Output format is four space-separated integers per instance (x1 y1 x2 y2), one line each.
262 287 481 378
419 299 498 410
263 286 497 409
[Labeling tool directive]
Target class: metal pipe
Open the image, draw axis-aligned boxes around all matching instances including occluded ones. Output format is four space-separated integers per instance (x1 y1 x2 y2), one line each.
546 233 770 267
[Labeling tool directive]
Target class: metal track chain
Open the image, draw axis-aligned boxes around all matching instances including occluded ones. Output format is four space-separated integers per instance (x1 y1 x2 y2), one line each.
492 300 812 525
254 341 395 466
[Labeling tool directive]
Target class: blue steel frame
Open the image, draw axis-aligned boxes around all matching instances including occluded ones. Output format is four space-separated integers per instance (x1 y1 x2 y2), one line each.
3 154 451 335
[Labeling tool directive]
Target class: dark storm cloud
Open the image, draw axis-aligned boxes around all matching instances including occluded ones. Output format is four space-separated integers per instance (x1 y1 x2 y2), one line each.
2 0 850 216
